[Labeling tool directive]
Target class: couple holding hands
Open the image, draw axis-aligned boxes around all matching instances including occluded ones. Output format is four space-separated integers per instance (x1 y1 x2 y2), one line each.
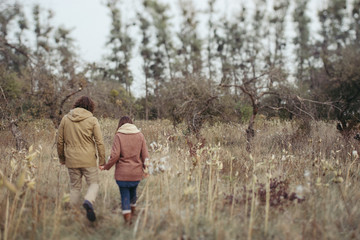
57 96 149 224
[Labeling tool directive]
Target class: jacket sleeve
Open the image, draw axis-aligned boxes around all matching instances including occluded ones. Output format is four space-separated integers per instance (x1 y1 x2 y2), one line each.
93 118 106 166
140 134 149 168
56 117 66 164
104 134 121 170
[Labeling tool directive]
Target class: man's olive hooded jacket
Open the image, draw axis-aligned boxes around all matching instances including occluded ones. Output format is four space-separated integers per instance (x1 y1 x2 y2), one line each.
57 107 105 168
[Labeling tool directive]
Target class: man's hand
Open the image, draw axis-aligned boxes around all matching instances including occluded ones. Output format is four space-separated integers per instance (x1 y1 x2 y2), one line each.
99 165 105 171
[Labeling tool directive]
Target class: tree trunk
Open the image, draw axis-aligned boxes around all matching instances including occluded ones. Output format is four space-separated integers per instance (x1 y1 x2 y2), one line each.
10 120 28 150
246 101 258 153
145 75 149 121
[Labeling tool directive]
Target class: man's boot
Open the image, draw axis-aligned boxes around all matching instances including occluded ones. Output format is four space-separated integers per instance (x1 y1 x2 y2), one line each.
83 200 96 222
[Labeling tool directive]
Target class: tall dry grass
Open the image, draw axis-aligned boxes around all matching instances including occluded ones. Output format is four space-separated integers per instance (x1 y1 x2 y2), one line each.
0 118 360 239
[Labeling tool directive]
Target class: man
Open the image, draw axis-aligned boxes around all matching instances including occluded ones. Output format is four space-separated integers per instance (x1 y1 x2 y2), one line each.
57 96 105 222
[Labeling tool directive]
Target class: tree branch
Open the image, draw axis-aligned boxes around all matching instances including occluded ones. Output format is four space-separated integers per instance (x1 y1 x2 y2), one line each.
0 37 33 61
58 87 83 116
243 72 268 85
0 85 8 105
294 105 315 121
295 95 342 111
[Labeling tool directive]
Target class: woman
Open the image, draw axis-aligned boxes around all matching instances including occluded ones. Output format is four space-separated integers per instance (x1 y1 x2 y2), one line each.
100 116 149 224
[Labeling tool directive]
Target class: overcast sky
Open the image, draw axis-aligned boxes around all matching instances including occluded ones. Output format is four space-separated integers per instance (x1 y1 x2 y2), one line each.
21 0 323 97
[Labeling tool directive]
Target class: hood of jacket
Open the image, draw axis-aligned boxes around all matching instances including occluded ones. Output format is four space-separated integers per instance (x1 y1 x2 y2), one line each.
67 108 93 122
117 123 140 134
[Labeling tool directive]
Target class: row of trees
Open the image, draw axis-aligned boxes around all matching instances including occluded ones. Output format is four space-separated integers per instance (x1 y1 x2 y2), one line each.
1 0 360 148
93 0 360 134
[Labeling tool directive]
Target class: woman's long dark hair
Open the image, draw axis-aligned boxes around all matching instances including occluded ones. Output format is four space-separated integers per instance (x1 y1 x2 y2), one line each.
117 116 133 131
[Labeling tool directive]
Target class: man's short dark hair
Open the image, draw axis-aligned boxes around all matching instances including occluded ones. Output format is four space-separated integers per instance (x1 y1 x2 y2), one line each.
74 96 95 113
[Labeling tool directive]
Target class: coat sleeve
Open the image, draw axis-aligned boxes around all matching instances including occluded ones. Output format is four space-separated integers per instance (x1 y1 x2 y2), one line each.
104 134 121 170
57 117 66 164
93 118 106 166
140 134 149 168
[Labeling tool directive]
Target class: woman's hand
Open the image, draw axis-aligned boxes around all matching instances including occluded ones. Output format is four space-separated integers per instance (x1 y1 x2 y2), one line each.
99 165 105 171
143 172 149 179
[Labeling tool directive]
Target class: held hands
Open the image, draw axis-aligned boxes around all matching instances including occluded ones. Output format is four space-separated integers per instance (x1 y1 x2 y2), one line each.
99 156 110 171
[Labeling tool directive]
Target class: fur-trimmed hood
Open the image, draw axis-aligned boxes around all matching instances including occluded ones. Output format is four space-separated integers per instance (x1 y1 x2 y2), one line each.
117 123 140 134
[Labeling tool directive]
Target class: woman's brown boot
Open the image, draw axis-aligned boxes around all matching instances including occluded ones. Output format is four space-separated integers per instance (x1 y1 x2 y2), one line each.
123 213 132 225
131 206 136 216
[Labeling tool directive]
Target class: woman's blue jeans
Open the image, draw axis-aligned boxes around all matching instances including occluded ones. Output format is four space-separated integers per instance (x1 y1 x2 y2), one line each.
116 181 140 214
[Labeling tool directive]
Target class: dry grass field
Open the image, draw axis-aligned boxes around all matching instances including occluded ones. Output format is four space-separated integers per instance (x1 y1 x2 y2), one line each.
0 118 360 240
